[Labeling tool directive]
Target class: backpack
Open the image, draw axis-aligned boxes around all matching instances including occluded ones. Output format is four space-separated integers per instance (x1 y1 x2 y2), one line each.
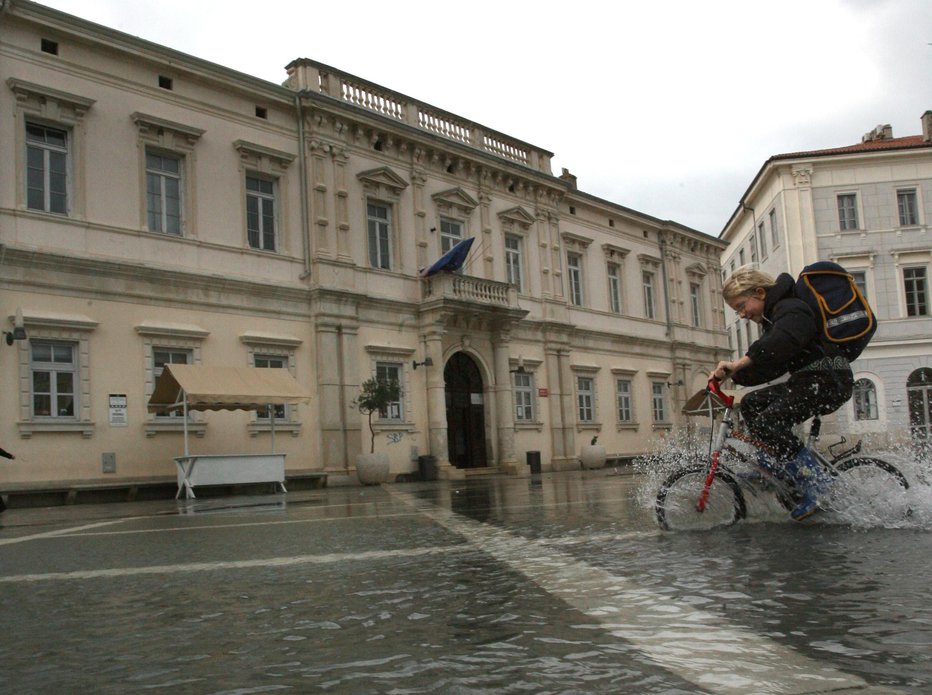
794 261 876 361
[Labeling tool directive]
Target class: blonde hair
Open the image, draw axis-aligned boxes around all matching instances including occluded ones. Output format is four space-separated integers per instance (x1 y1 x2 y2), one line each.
722 264 776 301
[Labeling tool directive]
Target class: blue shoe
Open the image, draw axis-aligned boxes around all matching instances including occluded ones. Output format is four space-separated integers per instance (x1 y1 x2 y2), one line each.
784 447 832 521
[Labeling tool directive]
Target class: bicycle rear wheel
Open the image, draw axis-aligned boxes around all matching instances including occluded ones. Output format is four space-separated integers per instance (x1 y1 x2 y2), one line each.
823 457 911 526
655 464 746 531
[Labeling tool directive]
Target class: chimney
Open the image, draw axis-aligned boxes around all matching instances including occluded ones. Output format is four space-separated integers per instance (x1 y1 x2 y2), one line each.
861 124 893 143
922 110 932 143
559 167 578 190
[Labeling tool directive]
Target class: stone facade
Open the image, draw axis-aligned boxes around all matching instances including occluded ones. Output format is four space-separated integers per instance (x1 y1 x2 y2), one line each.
0 1 727 488
720 116 932 448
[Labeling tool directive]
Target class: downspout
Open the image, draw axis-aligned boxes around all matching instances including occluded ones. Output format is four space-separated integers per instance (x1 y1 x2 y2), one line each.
295 92 311 279
337 325 349 470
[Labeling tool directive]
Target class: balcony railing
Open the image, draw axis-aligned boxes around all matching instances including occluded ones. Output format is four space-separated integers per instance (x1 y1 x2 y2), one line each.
286 59 551 174
422 273 519 309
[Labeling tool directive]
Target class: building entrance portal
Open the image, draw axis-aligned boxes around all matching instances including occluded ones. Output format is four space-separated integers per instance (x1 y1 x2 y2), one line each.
444 352 488 469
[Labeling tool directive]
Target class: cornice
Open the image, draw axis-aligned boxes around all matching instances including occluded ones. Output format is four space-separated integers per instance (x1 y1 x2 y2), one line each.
0 245 311 306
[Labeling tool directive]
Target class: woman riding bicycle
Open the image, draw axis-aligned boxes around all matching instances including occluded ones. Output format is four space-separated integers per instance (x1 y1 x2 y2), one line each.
711 265 854 521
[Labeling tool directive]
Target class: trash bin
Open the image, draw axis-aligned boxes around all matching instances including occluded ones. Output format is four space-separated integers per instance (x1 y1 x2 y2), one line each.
418 455 438 481
526 450 541 475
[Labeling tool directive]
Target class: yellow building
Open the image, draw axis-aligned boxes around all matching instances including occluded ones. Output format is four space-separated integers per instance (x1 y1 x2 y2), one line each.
0 0 728 493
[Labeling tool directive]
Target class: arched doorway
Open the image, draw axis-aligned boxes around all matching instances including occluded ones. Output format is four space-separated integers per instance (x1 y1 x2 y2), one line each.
444 352 487 469
907 367 932 445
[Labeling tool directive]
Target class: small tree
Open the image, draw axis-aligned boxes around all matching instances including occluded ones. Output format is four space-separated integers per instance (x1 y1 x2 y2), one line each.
355 376 401 454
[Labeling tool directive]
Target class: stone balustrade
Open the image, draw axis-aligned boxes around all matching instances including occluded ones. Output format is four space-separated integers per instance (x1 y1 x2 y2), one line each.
286 59 551 174
422 273 519 308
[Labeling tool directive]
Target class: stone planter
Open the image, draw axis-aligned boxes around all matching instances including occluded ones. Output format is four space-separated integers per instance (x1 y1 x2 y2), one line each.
580 444 607 470
356 452 391 485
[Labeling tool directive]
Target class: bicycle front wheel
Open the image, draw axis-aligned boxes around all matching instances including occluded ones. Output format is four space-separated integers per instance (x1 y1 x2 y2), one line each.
655 465 746 531
823 457 911 526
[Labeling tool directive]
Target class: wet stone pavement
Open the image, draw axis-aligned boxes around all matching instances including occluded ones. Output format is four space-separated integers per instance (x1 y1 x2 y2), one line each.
1 470 931 694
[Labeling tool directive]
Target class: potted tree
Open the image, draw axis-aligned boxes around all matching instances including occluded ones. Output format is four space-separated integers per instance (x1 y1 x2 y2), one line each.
580 435 607 469
354 376 400 485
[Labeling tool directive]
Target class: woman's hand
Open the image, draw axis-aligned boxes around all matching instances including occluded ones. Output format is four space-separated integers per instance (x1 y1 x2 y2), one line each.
710 355 752 382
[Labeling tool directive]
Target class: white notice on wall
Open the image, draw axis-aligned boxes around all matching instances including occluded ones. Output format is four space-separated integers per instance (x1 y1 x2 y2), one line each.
109 394 128 426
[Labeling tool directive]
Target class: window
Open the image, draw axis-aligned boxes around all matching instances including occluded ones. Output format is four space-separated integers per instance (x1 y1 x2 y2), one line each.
897 189 919 227
246 175 276 251
850 270 868 297
254 354 287 420
567 252 584 306
643 271 656 319
41 38 59 55
576 376 594 423
26 122 68 214
375 362 403 420
607 263 622 314
616 379 633 422
514 371 534 422
153 348 192 418
690 282 702 327
31 341 76 418
750 232 758 264
505 235 523 292
904 267 929 317
853 378 878 420
758 221 767 258
651 382 667 422
440 217 464 255
739 248 746 265
837 194 858 231
367 201 392 270
769 209 778 248
146 150 182 234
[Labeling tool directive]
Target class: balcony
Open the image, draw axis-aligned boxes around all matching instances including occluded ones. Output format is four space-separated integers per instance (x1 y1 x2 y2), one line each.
420 273 528 330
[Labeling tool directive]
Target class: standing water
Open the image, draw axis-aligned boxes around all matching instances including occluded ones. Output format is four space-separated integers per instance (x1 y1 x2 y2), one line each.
0 466 930 693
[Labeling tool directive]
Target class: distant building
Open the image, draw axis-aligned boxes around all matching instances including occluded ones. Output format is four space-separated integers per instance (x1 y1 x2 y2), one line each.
0 0 727 491
720 113 932 448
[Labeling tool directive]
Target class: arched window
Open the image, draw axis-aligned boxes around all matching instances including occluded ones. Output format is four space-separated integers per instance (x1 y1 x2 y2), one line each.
853 378 878 420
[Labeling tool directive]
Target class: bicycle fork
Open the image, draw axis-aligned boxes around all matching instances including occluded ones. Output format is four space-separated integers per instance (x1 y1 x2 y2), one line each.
697 410 735 512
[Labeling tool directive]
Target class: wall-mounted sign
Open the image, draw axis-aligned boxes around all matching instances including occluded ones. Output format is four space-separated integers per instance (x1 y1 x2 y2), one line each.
538 388 549 397
470 393 484 405
109 394 128 426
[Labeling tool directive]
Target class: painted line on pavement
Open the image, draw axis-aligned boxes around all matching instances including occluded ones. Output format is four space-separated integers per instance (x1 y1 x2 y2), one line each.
0 517 141 547
386 486 871 695
0 544 465 583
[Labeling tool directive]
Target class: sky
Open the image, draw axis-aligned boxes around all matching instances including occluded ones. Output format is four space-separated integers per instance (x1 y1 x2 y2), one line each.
33 0 932 237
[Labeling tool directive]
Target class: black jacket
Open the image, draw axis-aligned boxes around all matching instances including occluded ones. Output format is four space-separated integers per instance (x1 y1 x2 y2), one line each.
733 273 824 387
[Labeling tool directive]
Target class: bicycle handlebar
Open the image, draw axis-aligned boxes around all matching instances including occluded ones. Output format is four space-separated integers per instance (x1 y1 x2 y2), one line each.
706 377 735 408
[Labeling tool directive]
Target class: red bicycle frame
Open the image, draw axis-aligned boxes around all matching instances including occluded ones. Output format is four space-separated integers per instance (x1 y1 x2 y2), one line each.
696 378 735 513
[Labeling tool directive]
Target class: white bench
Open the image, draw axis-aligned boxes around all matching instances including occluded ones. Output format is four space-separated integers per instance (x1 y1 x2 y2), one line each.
174 453 286 499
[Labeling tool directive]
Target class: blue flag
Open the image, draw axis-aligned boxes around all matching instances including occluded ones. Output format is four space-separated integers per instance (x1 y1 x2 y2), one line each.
420 237 475 277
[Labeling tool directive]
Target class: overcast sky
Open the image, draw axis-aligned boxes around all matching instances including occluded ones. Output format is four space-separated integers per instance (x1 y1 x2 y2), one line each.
34 0 932 236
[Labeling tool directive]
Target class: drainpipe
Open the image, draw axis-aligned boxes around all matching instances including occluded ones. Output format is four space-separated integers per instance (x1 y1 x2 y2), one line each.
295 92 311 279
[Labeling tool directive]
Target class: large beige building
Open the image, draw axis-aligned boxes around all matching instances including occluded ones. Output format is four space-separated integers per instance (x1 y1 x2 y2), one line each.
720 114 932 448
0 0 728 492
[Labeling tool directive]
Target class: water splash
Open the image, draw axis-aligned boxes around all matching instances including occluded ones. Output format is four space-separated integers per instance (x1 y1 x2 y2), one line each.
635 425 932 531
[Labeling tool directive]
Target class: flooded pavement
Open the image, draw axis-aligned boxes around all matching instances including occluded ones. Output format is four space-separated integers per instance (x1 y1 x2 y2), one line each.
1 470 930 694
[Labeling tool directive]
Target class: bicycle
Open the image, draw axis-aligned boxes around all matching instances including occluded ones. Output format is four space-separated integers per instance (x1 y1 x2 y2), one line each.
655 378 911 531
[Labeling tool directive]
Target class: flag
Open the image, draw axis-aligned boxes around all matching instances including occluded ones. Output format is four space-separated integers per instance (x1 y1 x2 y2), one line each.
420 237 475 277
